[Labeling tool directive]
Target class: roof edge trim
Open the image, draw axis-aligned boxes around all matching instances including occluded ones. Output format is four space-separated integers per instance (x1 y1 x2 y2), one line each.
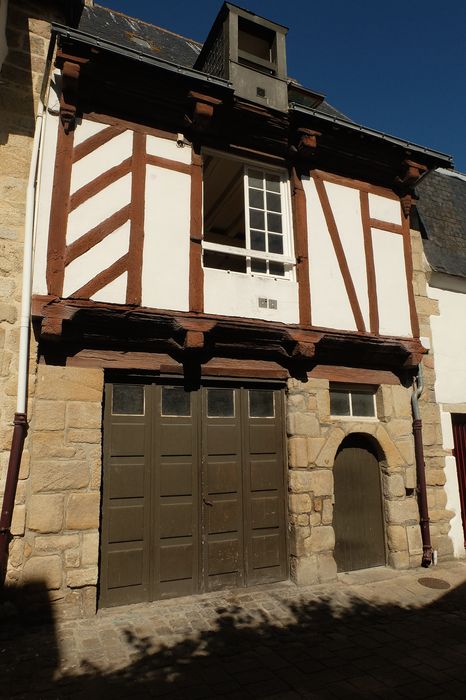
290 104 453 166
52 23 233 90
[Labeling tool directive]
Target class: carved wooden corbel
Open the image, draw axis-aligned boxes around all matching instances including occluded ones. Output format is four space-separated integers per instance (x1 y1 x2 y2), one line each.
289 128 321 160
60 60 81 134
394 159 428 218
187 91 222 133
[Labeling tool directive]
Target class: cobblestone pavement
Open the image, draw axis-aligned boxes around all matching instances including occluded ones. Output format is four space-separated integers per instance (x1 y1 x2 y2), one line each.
2 561 466 699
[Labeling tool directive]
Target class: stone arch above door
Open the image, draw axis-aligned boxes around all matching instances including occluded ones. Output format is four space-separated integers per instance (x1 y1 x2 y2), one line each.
287 377 424 587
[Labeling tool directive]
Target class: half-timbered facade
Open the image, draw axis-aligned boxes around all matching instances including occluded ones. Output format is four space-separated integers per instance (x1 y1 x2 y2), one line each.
1 1 457 617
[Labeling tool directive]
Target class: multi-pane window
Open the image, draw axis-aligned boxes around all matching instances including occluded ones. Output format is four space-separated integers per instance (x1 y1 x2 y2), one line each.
202 154 294 278
330 385 377 418
246 169 285 276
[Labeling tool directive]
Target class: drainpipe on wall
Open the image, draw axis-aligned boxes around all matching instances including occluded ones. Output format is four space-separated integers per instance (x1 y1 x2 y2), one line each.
0 98 45 584
411 363 433 567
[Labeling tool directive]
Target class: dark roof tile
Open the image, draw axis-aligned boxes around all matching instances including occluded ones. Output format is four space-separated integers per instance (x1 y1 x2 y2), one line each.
416 169 466 278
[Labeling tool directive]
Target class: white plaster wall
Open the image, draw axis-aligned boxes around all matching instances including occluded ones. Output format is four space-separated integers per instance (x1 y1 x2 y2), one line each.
92 272 128 304
32 78 60 295
66 174 132 245
73 118 108 147
303 177 356 331
142 164 190 312
70 130 133 194
324 182 370 329
428 281 466 404
372 228 412 337
368 193 402 225
63 221 131 299
428 278 466 557
146 135 191 164
204 268 299 323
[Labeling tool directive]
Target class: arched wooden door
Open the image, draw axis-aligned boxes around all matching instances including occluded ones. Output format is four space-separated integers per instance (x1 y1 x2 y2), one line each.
333 443 386 572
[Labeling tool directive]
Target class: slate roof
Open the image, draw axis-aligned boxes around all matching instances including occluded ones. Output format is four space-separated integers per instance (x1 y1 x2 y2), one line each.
78 4 348 120
78 4 202 68
416 169 466 279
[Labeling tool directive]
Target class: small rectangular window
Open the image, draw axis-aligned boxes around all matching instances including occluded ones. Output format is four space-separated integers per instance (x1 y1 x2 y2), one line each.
330 385 376 418
112 384 145 415
161 386 191 416
249 390 275 418
207 388 235 417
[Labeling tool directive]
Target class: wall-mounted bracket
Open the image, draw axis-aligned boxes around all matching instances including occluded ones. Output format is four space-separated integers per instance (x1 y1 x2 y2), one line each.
187 91 222 133
394 159 428 218
289 128 321 160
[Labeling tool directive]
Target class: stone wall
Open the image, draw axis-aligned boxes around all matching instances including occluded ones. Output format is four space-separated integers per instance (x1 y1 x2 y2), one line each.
0 1 64 537
6 364 104 619
411 229 454 558
287 378 425 584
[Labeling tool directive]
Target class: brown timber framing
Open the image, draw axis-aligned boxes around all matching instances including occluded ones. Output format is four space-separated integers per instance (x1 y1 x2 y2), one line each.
65 206 131 265
402 213 420 338
360 191 379 335
189 150 204 313
72 126 124 163
46 121 75 297
127 132 147 305
312 174 366 333
69 157 132 212
71 253 130 300
290 167 312 326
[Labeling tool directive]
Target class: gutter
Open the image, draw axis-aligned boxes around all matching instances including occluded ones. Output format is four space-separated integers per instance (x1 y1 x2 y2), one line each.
51 23 233 92
290 103 453 168
0 45 51 582
411 364 433 567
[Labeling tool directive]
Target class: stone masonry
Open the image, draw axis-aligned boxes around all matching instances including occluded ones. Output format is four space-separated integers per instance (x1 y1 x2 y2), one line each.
411 228 455 558
0 1 65 560
6 364 104 619
287 378 424 585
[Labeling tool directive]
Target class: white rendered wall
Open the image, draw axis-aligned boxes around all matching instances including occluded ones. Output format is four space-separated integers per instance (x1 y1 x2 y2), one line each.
324 182 370 329
368 193 402 225
429 276 466 557
372 228 411 337
428 279 466 405
203 268 299 323
303 177 356 331
141 164 191 312
33 76 60 295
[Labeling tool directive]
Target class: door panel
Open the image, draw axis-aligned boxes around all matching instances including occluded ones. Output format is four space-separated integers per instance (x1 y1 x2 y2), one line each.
243 388 287 585
153 386 199 599
202 387 244 591
333 445 385 572
100 384 151 608
100 382 287 607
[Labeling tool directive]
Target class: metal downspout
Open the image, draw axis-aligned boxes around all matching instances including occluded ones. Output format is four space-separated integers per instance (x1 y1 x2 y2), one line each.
0 100 45 583
411 364 433 567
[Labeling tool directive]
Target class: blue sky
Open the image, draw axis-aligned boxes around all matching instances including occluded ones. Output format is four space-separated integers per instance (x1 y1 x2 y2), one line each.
100 1 466 171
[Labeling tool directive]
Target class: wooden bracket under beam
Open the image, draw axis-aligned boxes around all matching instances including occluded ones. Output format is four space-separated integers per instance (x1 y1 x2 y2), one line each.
59 60 81 134
289 128 321 161
394 159 428 218
187 91 222 133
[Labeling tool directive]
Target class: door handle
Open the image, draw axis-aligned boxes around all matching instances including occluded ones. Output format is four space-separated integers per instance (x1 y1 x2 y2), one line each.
203 498 213 507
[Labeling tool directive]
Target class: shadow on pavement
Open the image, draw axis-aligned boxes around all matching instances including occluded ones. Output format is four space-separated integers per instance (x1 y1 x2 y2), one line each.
2 579 466 699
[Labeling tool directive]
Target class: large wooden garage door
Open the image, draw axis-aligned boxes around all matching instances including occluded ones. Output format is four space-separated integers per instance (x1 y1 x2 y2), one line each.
99 382 287 608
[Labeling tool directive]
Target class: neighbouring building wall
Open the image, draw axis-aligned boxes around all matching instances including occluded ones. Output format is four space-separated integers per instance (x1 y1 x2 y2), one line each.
0 1 64 551
6 364 103 619
428 274 466 557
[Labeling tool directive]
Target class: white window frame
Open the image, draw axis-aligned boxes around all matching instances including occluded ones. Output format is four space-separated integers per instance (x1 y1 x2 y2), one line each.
201 152 295 280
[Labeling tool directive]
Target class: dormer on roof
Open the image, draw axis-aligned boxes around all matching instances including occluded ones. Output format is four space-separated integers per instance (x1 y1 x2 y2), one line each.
195 2 288 112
